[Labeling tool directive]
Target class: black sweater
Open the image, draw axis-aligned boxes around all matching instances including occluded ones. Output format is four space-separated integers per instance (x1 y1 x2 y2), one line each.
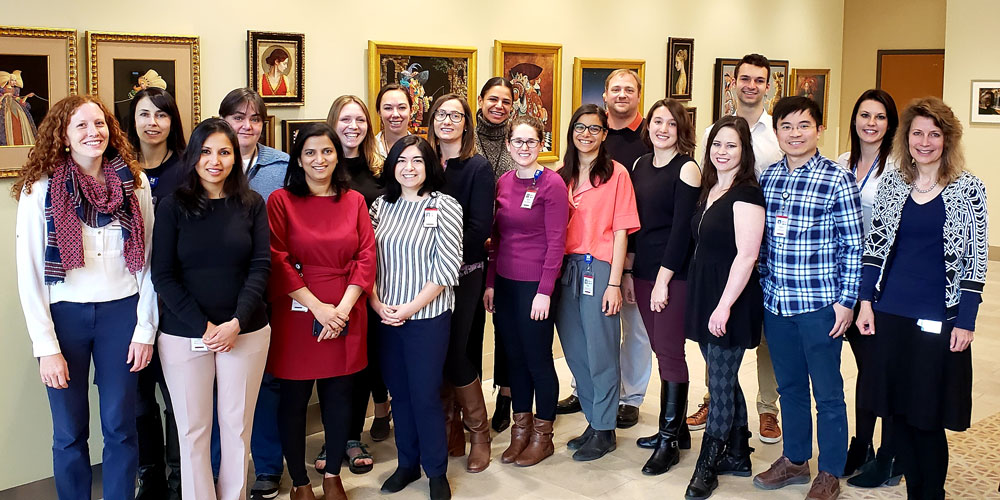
151 194 271 338
344 155 384 208
442 154 495 265
629 153 699 282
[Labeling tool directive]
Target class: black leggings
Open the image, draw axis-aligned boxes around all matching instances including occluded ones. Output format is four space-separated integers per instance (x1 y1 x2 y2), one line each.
493 276 559 421
893 421 948 500
348 307 389 440
136 343 179 471
279 374 356 485
845 312 894 454
701 343 748 441
484 262 510 388
444 268 484 386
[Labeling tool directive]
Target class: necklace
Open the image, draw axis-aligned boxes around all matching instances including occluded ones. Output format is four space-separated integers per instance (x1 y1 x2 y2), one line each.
912 179 938 194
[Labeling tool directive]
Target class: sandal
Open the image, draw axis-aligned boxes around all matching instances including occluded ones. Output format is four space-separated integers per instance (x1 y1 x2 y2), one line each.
314 444 327 475
344 440 374 474
370 411 392 442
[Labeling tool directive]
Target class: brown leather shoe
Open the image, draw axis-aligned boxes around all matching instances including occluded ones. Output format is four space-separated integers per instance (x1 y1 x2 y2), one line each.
442 386 465 457
753 456 811 490
759 412 782 444
322 475 348 500
687 403 709 430
290 484 318 500
501 412 533 463
454 380 492 472
515 418 554 467
806 471 841 500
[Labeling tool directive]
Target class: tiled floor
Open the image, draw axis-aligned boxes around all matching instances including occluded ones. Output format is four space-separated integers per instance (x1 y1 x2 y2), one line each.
268 270 1000 499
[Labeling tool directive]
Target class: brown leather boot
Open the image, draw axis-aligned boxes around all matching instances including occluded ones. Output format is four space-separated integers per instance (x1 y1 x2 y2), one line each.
454 379 492 472
322 475 347 500
442 386 465 457
515 418 554 467
501 412 533 463
290 484 318 500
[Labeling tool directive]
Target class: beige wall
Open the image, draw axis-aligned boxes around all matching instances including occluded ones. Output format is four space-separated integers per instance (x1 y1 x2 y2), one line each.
0 0 846 489
943 0 1000 243
838 0 946 154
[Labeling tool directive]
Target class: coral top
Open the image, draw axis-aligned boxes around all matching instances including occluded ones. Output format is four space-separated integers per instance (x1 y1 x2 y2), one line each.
562 161 640 264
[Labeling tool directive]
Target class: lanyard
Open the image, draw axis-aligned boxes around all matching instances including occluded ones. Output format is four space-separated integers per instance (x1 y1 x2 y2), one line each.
853 154 878 193
531 168 542 188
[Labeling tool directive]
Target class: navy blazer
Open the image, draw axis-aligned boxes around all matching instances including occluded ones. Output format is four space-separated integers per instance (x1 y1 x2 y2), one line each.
442 154 495 265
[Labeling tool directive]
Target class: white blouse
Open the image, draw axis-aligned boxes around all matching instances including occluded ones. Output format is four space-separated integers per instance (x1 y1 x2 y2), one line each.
836 152 896 235
15 174 158 357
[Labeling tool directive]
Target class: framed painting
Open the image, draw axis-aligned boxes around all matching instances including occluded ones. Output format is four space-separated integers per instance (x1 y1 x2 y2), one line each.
259 115 276 148
86 31 200 139
685 107 697 129
368 41 476 137
970 80 1000 125
0 25 78 177
667 37 694 100
572 58 645 113
712 58 789 121
789 68 830 126
248 31 305 107
495 41 562 163
282 119 325 153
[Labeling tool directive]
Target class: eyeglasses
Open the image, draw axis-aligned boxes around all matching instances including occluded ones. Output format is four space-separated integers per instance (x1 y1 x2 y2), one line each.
510 138 540 149
573 123 606 135
777 123 816 133
434 110 466 123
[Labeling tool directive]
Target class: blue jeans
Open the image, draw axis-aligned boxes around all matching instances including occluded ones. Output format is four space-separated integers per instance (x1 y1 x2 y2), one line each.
47 295 140 500
764 305 847 476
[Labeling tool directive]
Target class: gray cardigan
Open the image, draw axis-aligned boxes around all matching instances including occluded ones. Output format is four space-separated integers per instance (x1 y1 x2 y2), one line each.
248 144 289 201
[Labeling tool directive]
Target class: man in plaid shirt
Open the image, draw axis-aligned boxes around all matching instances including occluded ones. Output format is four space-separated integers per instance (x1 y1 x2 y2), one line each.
752 96 863 500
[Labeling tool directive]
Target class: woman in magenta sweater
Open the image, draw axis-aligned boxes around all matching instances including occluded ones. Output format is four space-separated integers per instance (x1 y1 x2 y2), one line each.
483 115 568 467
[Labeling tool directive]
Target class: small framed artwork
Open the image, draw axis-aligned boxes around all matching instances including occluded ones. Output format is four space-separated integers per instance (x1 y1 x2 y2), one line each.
685 107 697 129
282 119 325 153
571 57 645 113
368 41 477 137
667 38 694 100
248 31 305 107
789 69 830 126
259 115 276 148
495 41 562 163
970 80 1000 125
86 31 200 138
712 58 789 121
1 25 78 177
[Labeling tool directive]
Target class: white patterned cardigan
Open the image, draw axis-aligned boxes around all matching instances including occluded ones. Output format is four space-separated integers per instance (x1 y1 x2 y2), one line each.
862 167 988 317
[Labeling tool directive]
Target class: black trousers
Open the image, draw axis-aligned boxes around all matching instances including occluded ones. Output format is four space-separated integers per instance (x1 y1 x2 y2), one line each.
894 420 948 500
278 373 356 484
136 342 180 475
493 276 559 421
445 268 484 386
484 262 510 388
348 306 389 441
845 307 893 454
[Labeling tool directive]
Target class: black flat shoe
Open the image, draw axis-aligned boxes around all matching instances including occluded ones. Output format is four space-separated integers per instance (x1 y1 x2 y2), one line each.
491 394 511 432
572 430 616 461
429 475 452 500
556 395 581 415
370 411 392 442
567 425 595 450
381 467 421 493
616 404 639 429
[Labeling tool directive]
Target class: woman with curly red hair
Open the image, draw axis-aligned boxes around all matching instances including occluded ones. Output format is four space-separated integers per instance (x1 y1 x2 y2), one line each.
13 95 157 500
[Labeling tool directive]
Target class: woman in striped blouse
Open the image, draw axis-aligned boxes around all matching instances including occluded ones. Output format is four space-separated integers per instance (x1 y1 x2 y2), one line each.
369 135 463 500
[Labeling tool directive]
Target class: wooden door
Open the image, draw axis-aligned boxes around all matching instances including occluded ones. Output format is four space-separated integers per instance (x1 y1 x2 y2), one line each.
876 49 945 109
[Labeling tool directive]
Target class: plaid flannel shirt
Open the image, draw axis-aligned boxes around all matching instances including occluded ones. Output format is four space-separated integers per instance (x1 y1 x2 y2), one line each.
758 151 864 316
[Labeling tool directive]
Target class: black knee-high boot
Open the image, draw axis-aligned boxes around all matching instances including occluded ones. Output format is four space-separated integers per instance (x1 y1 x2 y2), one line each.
641 381 690 475
716 425 754 476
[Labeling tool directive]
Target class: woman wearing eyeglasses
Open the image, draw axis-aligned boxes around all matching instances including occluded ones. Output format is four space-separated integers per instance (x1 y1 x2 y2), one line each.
556 104 640 462
483 115 567 466
426 94 496 472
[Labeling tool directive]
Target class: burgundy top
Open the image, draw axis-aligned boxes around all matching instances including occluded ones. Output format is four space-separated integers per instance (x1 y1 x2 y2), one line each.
486 167 568 296
265 188 376 380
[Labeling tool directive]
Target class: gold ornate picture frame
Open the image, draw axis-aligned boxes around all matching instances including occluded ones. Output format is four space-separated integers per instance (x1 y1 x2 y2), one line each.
0 25 78 177
572 58 645 113
86 31 200 139
495 41 562 163
789 68 831 126
368 41 477 137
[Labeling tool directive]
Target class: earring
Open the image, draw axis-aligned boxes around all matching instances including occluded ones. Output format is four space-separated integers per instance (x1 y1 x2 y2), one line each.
64 146 70 153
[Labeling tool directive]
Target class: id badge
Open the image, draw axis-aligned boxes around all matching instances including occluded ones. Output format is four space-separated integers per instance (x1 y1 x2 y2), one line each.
775 215 789 237
423 207 439 228
917 319 943 334
582 271 595 296
190 338 209 352
291 299 308 312
520 187 538 209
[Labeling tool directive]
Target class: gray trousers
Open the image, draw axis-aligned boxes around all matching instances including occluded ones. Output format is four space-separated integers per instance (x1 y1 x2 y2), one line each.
556 254 622 431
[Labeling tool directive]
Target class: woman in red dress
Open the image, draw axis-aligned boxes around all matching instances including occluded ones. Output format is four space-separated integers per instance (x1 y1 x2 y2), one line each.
266 122 376 500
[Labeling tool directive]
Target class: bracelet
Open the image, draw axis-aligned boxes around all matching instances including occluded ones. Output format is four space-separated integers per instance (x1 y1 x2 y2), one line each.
607 283 621 287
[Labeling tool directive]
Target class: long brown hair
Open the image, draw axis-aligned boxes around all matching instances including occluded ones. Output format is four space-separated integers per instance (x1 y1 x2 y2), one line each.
699 115 757 204
326 95 384 176
894 97 965 185
426 93 477 161
12 95 141 199
643 98 696 156
559 104 614 188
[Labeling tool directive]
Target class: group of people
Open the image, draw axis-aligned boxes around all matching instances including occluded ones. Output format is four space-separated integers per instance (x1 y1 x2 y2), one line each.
13 51 986 500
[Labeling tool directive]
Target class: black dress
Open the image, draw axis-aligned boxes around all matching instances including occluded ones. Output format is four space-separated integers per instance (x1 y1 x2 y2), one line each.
685 184 764 349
